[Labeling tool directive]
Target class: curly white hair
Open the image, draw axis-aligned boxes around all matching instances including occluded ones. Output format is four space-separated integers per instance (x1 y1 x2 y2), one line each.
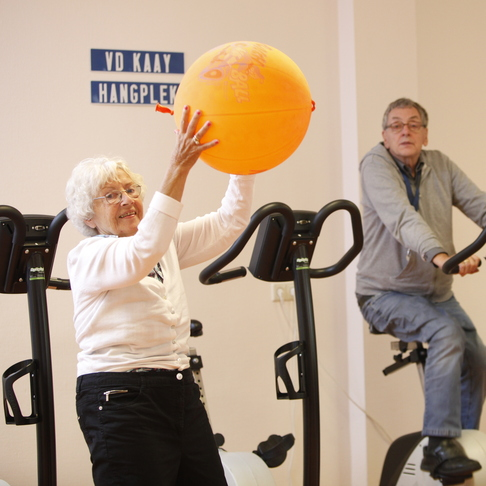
66 156 146 237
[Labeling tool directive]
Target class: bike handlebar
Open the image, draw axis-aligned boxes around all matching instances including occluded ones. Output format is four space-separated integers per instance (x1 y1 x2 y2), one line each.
0 206 69 293
442 226 486 275
199 200 363 285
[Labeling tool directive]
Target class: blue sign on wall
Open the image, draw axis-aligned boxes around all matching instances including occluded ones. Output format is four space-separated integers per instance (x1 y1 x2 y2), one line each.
91 81 179 105
91 49 184 74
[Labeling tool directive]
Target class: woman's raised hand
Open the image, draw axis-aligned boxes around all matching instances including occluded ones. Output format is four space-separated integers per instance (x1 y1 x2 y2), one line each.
161 106 219 201
170 106 219 171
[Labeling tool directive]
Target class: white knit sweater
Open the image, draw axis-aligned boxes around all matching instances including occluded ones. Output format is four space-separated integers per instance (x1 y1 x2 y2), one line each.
68 175 255 376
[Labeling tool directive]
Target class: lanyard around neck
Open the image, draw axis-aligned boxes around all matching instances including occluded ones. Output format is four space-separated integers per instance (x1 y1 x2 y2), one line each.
397 164 422 211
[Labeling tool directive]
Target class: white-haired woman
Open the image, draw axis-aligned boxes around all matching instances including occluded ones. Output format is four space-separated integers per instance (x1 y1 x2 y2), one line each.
66 107 255 486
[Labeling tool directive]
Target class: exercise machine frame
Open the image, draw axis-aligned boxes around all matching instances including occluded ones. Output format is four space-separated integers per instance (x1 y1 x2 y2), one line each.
199 200 363 486
1 206 69 486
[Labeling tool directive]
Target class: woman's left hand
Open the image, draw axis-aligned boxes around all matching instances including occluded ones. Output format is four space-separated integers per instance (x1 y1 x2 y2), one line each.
170 106 218 172
160 106 218 201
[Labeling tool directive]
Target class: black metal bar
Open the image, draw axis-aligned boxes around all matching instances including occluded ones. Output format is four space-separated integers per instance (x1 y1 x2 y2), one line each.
442 226 486 274
292 244 320 486
0 205 26 293
26 251 57 486
309 199 363 279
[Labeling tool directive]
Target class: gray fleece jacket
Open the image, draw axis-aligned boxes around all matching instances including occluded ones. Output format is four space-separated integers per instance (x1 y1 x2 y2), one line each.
356 142 486 302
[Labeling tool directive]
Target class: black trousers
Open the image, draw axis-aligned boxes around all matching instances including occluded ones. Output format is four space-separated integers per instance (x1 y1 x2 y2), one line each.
76 369 227 486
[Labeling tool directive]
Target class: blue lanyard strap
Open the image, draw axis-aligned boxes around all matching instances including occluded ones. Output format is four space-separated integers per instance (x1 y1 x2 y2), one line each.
397 164 422 211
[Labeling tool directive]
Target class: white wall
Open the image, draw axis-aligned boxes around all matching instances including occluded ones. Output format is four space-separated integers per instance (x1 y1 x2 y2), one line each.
355 1 486 485
354 2 422 485
4 1 486 485
0 1 361 485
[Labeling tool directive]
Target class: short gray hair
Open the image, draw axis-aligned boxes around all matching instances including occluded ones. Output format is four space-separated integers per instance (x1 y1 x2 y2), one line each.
66 156 146 237
382 98 429 130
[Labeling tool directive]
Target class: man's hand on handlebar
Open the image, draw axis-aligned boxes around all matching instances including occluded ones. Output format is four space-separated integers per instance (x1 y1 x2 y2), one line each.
433 252 481 276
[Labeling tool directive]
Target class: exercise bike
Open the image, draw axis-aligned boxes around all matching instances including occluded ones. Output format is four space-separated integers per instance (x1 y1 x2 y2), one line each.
188 318 295 486
198 199 363 486
377 226 486 486
0 205 70 486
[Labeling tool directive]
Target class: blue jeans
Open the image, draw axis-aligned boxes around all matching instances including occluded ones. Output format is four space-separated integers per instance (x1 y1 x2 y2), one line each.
76 369 227 486
359 292 486 437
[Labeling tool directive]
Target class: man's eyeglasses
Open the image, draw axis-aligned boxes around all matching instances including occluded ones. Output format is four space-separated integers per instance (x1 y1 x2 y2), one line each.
385 121 425 133
93 185 142 205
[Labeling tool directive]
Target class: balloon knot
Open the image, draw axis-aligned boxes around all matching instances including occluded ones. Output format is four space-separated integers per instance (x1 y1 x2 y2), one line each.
155 104 174 115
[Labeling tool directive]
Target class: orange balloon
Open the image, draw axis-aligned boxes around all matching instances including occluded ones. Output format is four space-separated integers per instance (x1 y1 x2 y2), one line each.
173 41 315 175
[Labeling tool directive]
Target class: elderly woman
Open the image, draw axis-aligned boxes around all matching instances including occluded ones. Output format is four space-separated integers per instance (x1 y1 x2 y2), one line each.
65 107 255 486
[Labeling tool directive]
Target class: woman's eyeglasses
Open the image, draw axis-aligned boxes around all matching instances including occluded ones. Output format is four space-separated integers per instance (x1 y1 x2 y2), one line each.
93 185 142 205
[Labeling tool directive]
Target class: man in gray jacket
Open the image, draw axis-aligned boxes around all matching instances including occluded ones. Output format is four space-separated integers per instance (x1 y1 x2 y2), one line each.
356 98 486 481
